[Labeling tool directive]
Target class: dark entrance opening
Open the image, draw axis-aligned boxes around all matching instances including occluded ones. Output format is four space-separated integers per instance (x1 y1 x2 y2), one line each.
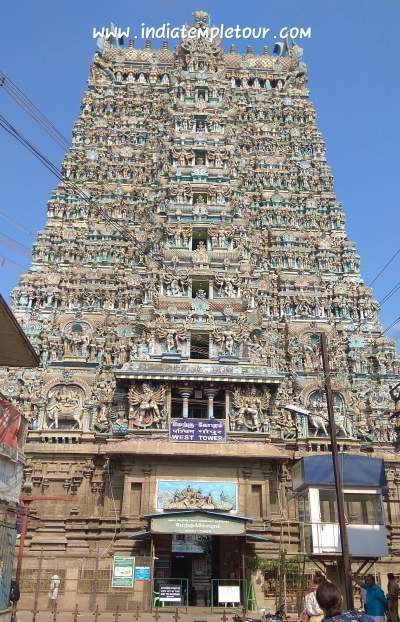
171 554 194 605
171 553 192 579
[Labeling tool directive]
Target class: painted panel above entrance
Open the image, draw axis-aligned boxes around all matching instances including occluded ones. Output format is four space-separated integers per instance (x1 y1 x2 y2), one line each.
156 480 237 511
150 511 247 535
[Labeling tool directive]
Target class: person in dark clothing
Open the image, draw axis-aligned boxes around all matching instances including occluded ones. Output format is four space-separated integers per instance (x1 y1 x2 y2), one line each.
9 580 20 622
9 580 20 605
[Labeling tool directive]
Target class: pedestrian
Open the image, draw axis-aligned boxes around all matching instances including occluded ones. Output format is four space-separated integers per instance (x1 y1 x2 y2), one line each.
357 576 387 622
9 579 20 622
48 574 60 612
360 585 367 612
301 572 325 622
316 580 374 622
9 580 20 606
387 574 399 622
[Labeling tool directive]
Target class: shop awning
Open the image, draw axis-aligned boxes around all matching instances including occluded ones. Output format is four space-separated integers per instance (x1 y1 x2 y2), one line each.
144 510 253 536
246 534 271 542
292 454 387 491
128 531 151 540
0 294 39 367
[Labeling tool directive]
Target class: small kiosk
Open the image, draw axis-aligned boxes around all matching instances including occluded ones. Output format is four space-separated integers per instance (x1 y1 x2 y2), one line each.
293 454 388 579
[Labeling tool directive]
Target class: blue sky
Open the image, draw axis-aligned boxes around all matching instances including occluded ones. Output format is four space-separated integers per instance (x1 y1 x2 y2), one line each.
0 0 399 343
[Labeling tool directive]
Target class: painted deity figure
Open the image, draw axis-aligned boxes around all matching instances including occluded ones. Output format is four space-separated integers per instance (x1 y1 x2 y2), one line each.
128 383 166 429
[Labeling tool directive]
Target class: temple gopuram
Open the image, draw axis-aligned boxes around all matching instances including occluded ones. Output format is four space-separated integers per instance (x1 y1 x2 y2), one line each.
2 10 400 612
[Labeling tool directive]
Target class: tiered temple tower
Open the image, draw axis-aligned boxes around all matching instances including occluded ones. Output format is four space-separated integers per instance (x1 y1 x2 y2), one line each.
3 11 400 611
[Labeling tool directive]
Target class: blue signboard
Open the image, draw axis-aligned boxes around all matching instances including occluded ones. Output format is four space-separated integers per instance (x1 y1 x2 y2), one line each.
134 566 151 581
170 419 225 443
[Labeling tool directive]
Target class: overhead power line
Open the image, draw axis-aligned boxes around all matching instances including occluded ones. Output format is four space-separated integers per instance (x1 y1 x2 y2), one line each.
0 210 34 236
382 316 400 336
0 113 137 244
0 254 27 274
368 247 400 287
0 72 161 248
0 71 69 150
0 232 31 258
379 279 400 307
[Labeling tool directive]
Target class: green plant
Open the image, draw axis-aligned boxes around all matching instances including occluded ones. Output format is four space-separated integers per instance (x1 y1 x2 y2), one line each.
248 554 303 577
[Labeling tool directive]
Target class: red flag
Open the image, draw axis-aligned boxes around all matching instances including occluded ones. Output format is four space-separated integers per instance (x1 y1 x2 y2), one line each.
0 398 21 450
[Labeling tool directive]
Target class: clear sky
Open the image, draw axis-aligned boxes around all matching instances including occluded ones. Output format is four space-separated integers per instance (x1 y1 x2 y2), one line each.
0 0 399 344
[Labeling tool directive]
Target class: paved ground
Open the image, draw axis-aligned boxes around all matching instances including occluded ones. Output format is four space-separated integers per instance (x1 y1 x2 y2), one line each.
16 608 251 622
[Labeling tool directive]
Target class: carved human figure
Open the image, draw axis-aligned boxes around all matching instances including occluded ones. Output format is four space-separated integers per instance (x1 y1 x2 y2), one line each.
128 383 166 428
231 387 270 432
193 241 209 263
46 385 84 430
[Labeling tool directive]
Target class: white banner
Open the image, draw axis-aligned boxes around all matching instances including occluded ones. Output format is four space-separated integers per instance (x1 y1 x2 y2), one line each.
218 585 241 604
0 456 23 503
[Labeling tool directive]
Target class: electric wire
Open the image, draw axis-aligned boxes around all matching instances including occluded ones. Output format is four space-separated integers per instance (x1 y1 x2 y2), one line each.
379 279 400 307
0 254 27 273
0 210 34 236
368 247 400 287
0 74 160 247
98 459 119 559
0 113 137 243
0 232 31 258
0 71 69 150
382 316 400 336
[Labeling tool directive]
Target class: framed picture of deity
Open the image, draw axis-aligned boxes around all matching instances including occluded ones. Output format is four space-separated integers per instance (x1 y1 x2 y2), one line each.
156 480 237 512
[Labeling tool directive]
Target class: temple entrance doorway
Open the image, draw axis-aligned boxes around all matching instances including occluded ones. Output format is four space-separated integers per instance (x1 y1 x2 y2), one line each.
171 534 213 606
154 534 242 607
149 511 251 608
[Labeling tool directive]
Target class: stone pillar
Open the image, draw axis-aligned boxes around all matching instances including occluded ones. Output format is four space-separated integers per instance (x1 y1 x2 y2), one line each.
205 388 219 419
179 388 192 418
242 469 252 516
142 466 152 514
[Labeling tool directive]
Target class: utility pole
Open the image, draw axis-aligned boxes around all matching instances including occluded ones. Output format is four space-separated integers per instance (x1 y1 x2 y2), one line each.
320 333 353 609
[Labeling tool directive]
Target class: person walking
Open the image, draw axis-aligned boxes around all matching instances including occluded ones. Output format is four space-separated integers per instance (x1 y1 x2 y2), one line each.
9 580 20 622
315 580 374 622
358 575 387 622
387 574 399 622
48 574 61 612
302 572 325 622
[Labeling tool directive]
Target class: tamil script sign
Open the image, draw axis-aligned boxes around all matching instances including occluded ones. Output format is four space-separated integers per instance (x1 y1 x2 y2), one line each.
170 419 225 443
111 556 135 588
134 566 151 581
151 511 246 536
159 585 182 603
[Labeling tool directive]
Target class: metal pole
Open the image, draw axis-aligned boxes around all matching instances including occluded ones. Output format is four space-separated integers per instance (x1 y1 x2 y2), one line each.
320 333 353 608
15 500 30 585
150 533 155 612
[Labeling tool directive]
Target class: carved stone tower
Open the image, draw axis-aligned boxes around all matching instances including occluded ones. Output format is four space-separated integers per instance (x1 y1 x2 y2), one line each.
3 11 400 611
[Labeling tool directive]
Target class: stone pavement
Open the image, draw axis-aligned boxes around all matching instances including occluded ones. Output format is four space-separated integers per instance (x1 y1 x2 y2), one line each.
16 608 247 622
16 609 299 622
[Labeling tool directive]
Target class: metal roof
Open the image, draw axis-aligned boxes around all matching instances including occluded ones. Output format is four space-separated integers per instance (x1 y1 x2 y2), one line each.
144 510 254 522
0 295 39 367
